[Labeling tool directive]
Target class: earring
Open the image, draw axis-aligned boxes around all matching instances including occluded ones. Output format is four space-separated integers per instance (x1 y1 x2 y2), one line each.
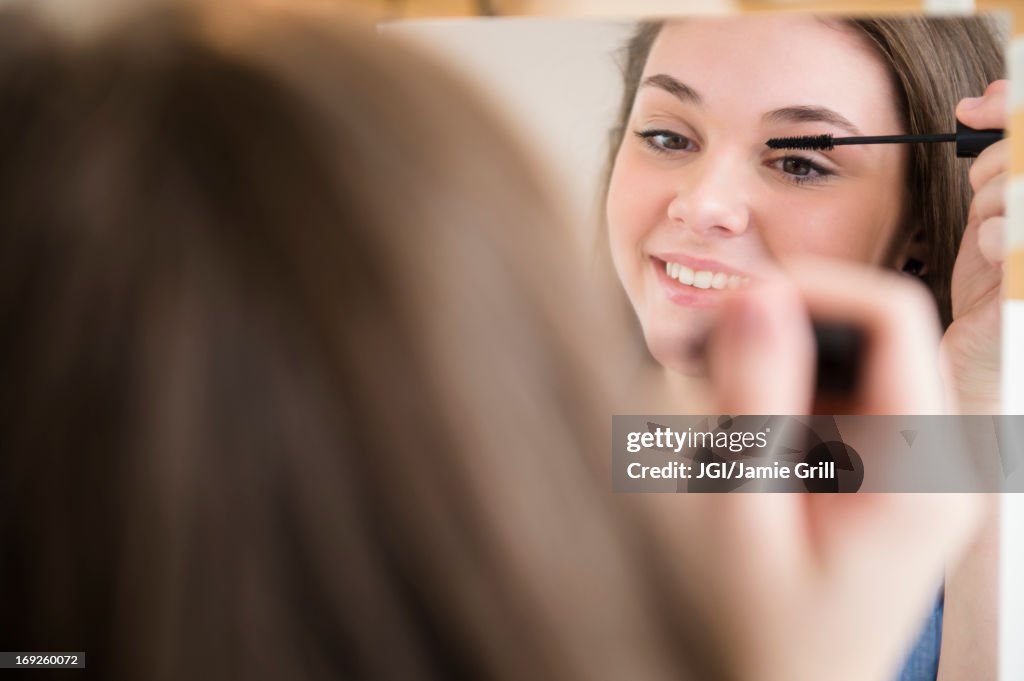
902 258 925 276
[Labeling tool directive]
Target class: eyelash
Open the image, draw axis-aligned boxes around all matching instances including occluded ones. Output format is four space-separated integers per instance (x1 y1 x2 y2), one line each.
770 156 833 185
633 128 834 186
635 129 696 154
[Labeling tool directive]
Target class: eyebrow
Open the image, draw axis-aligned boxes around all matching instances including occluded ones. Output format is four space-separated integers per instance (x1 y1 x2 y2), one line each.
763 106 863 137
640 74 703 106
639 76 865 138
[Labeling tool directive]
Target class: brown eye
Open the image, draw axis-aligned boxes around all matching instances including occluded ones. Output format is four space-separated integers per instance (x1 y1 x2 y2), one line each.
635 129 697 154
772 155 833 185
655 133 690 150
782 157 813 176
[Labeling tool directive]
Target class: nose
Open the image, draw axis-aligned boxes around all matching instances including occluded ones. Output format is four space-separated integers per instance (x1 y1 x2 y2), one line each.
666 149 752 237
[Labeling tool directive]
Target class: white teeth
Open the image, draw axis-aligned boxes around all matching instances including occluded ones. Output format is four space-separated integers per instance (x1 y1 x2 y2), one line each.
678 265 695 285
663 261 746 290
693 270 713 289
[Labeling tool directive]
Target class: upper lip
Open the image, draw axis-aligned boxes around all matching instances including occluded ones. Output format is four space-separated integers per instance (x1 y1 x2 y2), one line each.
652 253 748 277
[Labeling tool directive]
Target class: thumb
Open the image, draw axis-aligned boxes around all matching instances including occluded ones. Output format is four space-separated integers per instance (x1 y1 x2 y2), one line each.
956 79 1009 130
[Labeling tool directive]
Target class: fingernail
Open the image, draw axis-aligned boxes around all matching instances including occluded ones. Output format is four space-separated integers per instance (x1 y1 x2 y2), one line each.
959 96 983 111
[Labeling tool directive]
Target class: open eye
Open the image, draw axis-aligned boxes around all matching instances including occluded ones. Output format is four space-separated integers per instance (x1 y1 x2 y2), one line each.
772 155 833 184
782 157 814 176
635 129 698 154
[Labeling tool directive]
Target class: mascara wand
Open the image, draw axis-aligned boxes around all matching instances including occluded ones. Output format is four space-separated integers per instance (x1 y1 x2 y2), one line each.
766 121 1002 158
765 120 1002 400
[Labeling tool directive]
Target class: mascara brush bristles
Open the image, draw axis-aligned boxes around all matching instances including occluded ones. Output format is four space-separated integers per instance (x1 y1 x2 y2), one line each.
765 134 834 151
766 127 998 158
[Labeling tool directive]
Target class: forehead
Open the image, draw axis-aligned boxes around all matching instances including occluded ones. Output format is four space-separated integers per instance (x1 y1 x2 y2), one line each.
643 17 903 131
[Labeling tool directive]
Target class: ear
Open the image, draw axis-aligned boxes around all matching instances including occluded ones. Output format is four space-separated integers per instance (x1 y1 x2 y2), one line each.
890 226 929 276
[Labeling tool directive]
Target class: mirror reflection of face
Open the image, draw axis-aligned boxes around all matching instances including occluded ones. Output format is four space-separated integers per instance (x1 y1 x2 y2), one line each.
606 17 909 375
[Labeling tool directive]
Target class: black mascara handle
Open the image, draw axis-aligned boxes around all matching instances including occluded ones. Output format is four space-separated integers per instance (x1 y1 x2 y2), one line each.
814 322 864 395
956 121 1003 158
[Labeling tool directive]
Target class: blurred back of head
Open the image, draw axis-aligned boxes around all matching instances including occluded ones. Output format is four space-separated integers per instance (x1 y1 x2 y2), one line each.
0 3 707 680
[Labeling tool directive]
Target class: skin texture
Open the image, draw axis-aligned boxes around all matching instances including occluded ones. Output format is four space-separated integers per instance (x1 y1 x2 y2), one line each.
606 17 911 375
942 80 1008 415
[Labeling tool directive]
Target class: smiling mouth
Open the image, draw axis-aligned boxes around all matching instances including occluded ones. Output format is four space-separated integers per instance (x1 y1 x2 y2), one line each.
658 259 750 291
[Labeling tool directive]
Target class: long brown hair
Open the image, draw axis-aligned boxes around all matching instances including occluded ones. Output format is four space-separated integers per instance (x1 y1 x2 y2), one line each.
605 16 1005 328
0 3 718 681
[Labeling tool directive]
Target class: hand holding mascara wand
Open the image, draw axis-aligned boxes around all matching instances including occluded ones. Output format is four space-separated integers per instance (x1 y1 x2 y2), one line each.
766 121 1003 158
764 88 1006 403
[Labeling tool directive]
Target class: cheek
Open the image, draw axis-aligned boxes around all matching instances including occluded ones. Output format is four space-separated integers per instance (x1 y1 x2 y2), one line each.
756 186 904 264
606 150 668 266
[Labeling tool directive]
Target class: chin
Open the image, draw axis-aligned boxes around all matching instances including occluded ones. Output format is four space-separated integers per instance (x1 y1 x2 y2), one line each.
645 329 708 378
